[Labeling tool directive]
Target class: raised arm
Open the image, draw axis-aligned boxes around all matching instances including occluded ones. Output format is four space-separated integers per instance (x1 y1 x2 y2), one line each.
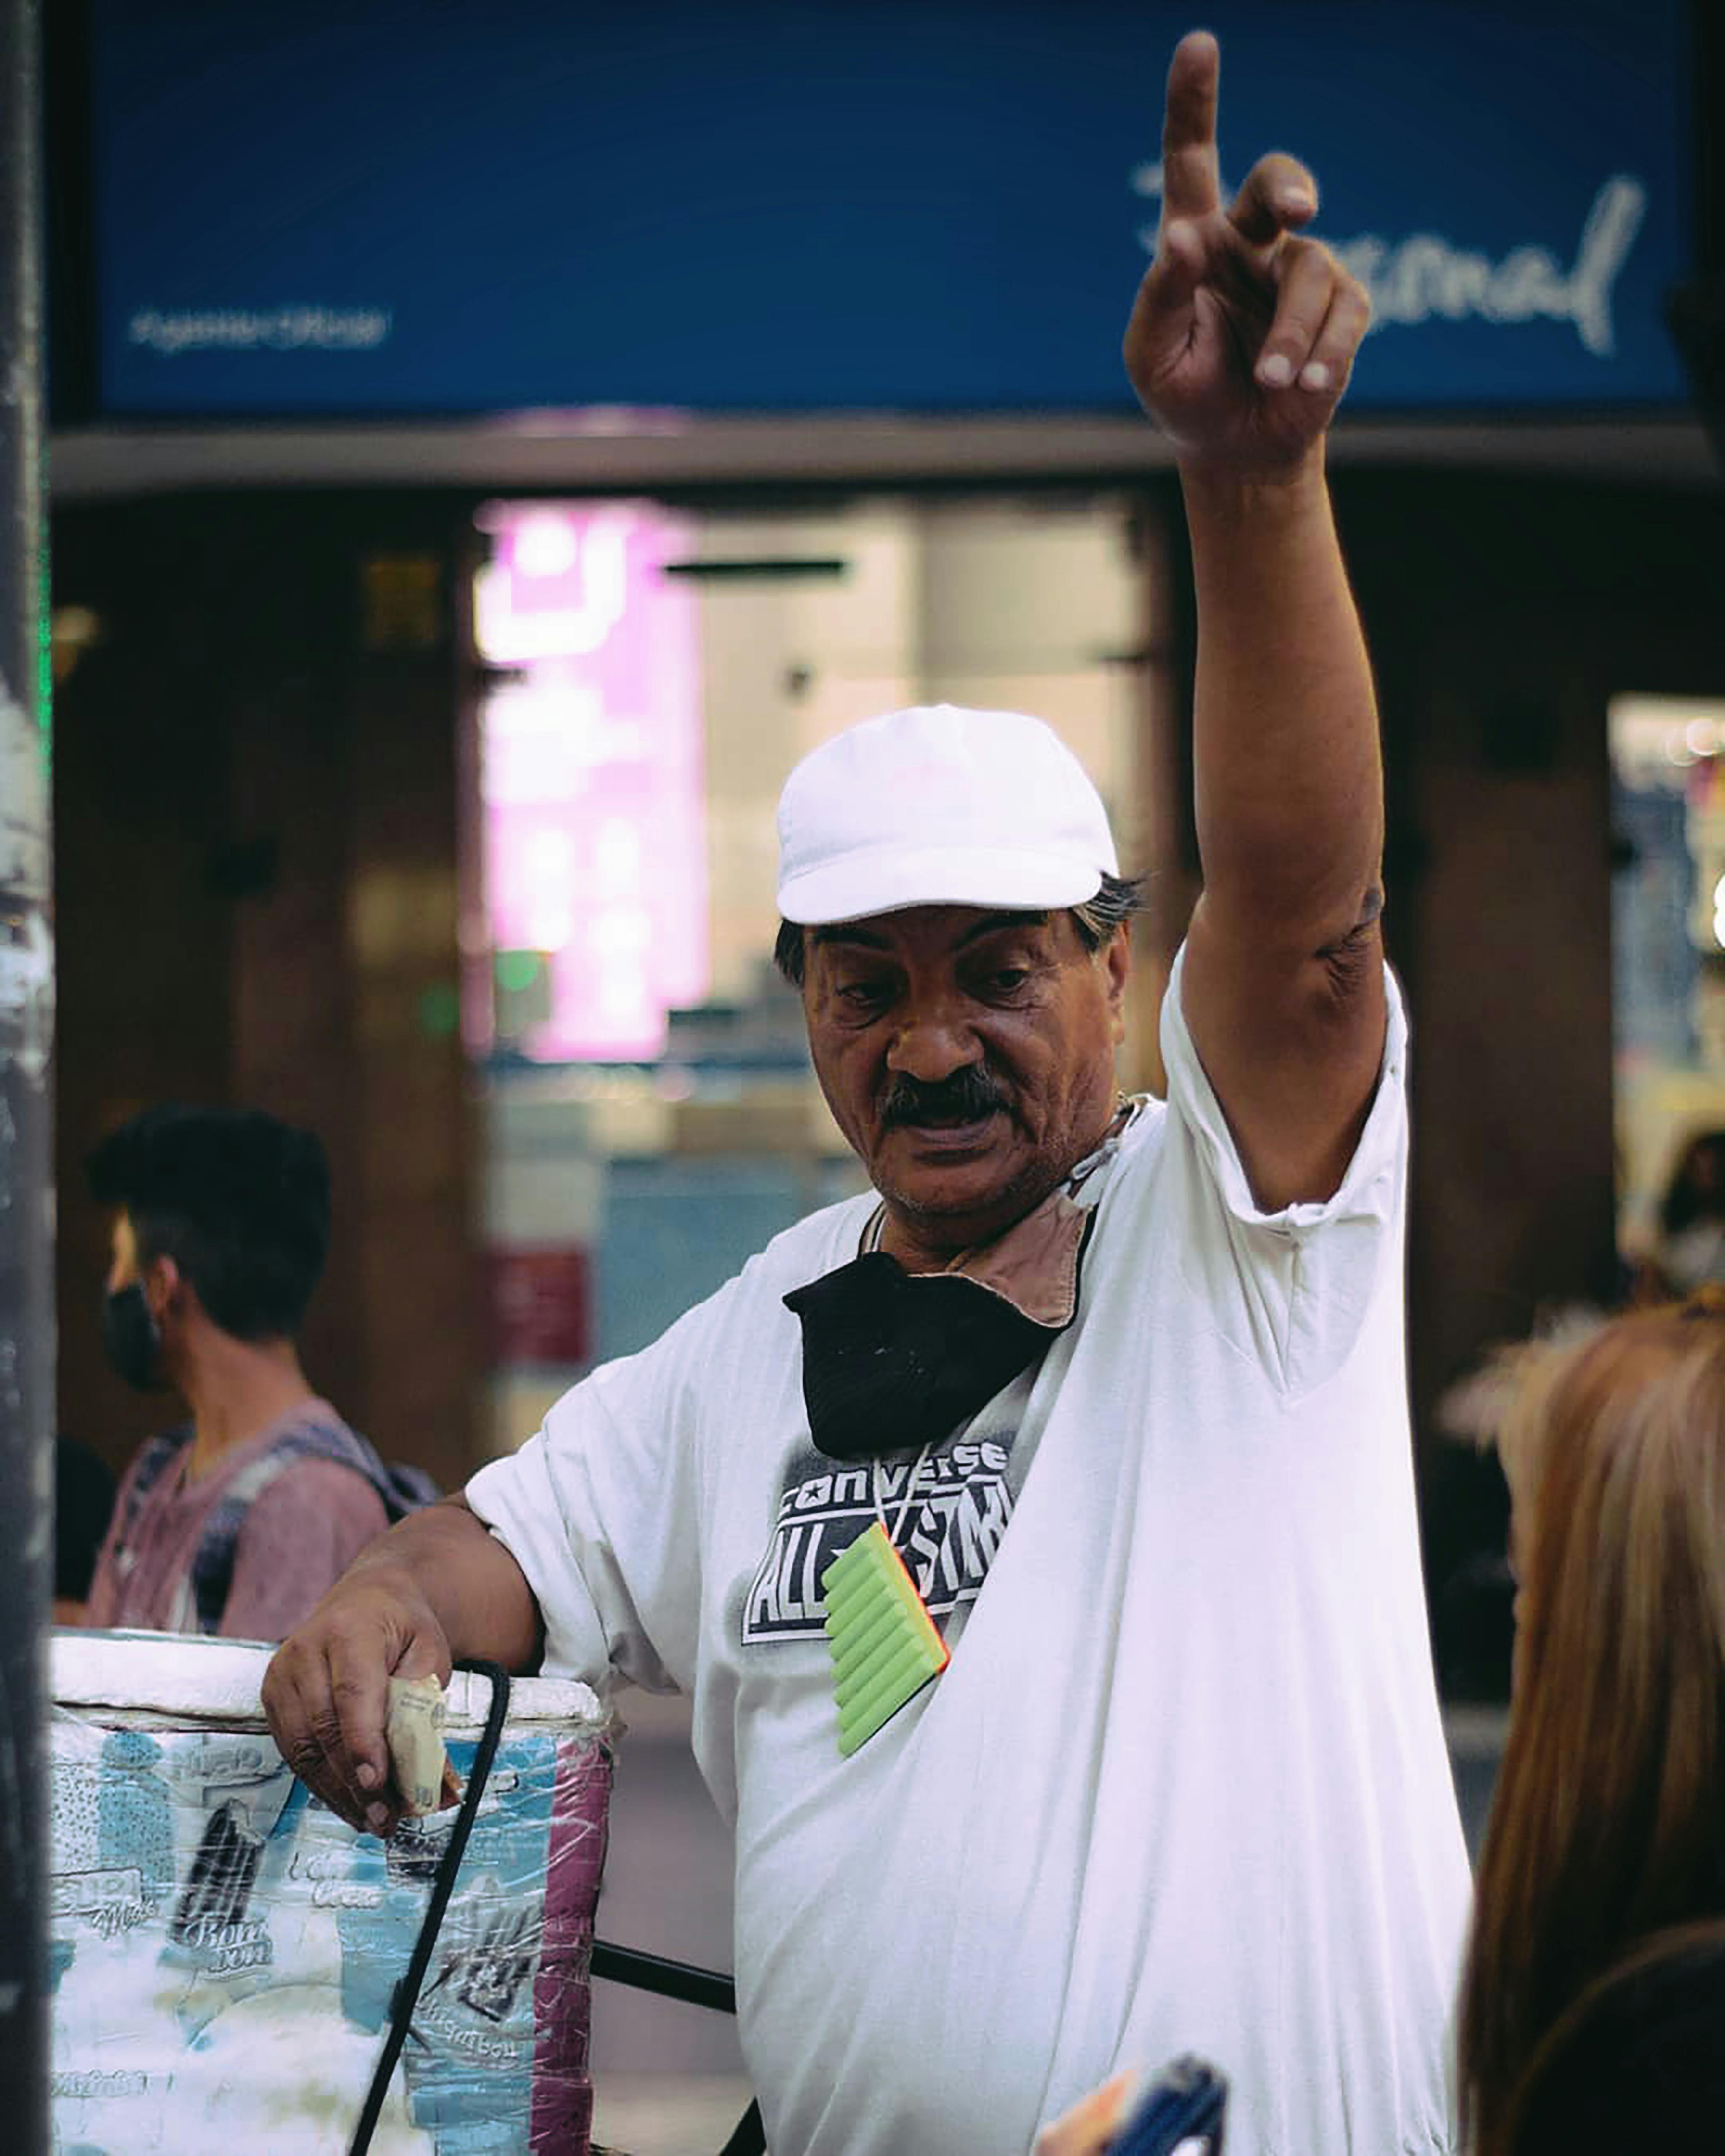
1125 32 1383 1210
261 1495 543 1834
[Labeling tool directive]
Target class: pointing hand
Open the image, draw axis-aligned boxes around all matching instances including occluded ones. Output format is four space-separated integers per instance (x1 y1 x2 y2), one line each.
1124 31 1371 474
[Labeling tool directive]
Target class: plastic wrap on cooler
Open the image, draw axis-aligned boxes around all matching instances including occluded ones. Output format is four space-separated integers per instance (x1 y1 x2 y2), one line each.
49 1631 613 2156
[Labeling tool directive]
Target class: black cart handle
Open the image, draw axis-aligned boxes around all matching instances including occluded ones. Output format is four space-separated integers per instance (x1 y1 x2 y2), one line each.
348 1660 513 2156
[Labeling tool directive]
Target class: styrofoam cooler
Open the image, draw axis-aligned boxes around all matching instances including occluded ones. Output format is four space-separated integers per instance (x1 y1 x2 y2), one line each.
50 1630 613 2156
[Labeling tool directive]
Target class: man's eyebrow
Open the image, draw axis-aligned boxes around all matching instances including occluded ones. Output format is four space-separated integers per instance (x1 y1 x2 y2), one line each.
810 910 1050 956
955 910 1050 948
810 923 891 953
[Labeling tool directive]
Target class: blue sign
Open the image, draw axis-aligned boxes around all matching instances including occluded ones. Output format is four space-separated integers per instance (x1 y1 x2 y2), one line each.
90 0 1692 417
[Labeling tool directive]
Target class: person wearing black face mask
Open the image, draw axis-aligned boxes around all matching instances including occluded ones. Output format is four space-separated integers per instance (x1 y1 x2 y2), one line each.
78 1105 422 1640
100 1252 164 1392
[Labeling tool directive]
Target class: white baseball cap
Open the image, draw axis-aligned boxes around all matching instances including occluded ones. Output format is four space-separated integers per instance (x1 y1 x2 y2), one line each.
775 703 1119 926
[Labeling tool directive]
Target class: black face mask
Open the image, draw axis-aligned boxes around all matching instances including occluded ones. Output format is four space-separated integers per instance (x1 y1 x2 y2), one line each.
784 1251 1065 1461
100 1282 165 1393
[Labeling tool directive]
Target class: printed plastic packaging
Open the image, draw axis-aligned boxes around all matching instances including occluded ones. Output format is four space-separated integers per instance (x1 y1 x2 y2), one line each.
50 1630 612 2155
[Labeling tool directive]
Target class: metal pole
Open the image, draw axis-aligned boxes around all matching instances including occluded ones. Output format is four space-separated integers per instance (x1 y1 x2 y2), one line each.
0 0 51 2145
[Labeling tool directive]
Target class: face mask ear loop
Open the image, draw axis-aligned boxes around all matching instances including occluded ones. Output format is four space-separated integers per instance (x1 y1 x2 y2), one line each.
861 1199 911 1546
871 1438 935 1548
138 1246 175 1330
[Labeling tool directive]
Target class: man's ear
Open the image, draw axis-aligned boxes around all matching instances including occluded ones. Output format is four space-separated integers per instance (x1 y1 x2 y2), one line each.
144 1253 184 1325
1104 922 1132 1040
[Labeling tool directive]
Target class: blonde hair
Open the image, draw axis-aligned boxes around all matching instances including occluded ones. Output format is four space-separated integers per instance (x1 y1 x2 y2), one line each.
1458 1295 1725 2154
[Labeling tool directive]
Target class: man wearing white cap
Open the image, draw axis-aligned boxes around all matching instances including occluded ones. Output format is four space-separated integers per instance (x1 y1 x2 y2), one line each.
266 32 1468 2156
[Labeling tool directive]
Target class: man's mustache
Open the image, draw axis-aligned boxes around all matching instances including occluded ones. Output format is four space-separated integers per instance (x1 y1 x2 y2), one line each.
879 1068 1007 1129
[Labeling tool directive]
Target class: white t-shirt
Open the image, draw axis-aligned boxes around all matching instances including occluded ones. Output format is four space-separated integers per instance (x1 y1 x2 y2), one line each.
467 951 1470 2156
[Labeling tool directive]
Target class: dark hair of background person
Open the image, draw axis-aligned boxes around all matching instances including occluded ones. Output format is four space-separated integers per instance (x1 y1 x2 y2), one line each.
1501 1917 1725 2154
772 871 1148 988
85 1105 332 1340
1658 1127 1725 1238
1457 1299 1725 2155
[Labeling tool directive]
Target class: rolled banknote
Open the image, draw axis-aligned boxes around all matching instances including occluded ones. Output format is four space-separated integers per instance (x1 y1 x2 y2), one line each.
386 1673 463 1816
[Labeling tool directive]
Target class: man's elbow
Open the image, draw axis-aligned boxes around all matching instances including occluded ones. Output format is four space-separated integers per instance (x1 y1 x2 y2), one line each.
1314 884 1384 987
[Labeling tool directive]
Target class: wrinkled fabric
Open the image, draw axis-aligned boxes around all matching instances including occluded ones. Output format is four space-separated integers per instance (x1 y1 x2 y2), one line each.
469 951 1468 2156
85 1404 391 1640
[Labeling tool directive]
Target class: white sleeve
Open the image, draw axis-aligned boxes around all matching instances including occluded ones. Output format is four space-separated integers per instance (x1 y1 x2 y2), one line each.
1154 940 1409 1396
464 1293 724 1697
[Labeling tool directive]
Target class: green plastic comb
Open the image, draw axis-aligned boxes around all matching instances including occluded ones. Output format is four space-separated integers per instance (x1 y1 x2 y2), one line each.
822 1521 951 1756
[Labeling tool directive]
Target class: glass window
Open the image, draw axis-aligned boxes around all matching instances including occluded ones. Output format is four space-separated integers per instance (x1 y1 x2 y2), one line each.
1609 693 1725 1291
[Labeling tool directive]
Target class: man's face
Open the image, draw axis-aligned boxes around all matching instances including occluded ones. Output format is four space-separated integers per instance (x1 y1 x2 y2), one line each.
106 1212 141 1296
105 1211 175 1333
801 904 1129 1270
100 1209 176 1394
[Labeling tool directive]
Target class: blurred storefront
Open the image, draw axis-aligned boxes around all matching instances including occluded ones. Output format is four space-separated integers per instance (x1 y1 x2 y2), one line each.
1609 695 1725 1273
45 0 1724 1694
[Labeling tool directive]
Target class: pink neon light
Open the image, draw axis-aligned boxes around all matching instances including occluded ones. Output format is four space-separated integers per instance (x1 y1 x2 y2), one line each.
475 503 706 1059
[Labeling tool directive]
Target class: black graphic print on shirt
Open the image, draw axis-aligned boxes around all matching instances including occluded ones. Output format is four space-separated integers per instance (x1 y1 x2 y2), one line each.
743 1434 1017 1644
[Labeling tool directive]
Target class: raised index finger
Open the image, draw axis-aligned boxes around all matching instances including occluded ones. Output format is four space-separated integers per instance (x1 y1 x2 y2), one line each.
1160 29 1222 227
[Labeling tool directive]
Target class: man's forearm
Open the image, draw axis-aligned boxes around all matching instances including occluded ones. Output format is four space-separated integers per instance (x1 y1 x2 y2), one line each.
344 1494 545 1673
1181 449 1384 946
